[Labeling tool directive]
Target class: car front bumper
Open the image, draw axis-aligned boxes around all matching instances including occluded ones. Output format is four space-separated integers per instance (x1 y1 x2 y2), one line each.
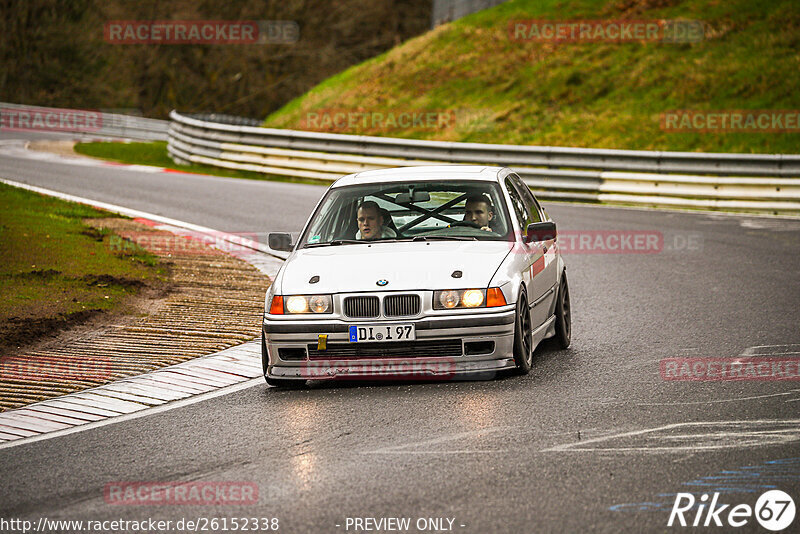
263 307 517 381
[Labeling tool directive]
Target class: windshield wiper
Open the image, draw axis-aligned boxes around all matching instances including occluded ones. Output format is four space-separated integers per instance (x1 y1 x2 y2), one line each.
411 235 477 242
304 239 362 248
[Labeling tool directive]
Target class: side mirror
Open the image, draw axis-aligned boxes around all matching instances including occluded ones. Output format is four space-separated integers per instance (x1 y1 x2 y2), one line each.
268 232 294 252
525 221 557 244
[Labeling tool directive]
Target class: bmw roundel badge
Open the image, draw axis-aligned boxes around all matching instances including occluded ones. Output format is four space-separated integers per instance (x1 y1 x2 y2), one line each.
376 279 389 287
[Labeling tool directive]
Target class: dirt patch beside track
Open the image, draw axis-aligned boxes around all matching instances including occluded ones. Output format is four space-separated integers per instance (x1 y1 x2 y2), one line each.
26 139 81 158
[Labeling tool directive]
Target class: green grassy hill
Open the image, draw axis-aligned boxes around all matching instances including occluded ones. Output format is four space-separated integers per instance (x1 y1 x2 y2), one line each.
264 0 800 154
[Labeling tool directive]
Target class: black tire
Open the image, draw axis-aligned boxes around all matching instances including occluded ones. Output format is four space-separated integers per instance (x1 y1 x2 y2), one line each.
554 272 571 349
512 288 533 375
262 332 306 388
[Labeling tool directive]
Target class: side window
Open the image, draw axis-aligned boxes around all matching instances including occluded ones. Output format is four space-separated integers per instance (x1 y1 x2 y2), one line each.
510 174 542 224
504 178 530 231
486 188 509 236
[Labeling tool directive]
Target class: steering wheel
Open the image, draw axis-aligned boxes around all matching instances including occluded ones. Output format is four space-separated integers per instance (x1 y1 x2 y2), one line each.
450 220 484 230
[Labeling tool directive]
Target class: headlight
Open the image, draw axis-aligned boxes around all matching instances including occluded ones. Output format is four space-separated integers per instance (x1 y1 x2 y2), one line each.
461 289 484 307
309 295 331 313
438 290 460 309
434 289 489 309
433 288 507 309
286 296 309 314
269 295 333 314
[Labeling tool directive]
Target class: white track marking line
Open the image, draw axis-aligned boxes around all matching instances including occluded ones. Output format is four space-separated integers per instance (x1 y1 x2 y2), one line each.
0 413 71 432
125 375 205 395
159 369 235 387
543 419 800 453
89 389 167 405
101 382 186 401
741 344 800 356
168 366 241 383
63 393 147 413
24 405 105 422
191 362 257 378
365 450 507 454
8 408 90 426
0 425 37 438
140 373 217 392
41 399 121 417
638 391 800 406
364 427 507 454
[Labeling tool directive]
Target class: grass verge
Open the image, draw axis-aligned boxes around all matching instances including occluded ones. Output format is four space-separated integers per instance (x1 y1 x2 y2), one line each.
0 182 168 352
263 0 800 154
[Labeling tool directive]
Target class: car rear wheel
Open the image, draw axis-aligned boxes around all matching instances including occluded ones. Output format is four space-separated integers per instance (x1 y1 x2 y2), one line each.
512 288 533 375
554 272 571 349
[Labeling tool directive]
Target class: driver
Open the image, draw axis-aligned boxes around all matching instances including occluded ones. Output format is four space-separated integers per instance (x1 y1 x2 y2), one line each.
356 201 397 240
463 195 494 232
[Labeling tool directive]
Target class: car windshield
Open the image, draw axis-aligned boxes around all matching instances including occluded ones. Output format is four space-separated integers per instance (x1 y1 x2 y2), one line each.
300 180 512 247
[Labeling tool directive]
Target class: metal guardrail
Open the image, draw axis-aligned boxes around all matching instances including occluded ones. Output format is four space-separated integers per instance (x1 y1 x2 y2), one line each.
1 102 168 141
166 110 800 213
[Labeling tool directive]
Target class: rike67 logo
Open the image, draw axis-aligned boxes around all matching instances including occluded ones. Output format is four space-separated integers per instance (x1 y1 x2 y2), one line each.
668 490 795 531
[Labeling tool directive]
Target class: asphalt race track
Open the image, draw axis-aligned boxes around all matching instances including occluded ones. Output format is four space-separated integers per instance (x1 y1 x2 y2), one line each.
1 133 799 533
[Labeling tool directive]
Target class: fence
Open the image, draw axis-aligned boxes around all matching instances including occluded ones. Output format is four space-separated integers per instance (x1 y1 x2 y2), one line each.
168 111 800 213
1 102 168 141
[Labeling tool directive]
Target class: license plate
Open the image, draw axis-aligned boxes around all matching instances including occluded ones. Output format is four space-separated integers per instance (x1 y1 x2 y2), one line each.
348 324 415 342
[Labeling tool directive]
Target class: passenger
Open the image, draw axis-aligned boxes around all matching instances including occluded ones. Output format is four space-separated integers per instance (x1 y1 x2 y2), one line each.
356 201 397 240
463 195 494 232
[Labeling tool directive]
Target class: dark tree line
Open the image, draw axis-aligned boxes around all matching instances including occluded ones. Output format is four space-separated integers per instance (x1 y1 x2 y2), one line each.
0 0 431 118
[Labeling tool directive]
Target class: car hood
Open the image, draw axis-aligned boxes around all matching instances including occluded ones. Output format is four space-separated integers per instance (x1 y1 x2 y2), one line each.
279 241 511 293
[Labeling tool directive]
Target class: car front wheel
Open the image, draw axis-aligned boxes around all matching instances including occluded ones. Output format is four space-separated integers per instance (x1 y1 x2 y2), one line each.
512 288 533 375
554 272 571 349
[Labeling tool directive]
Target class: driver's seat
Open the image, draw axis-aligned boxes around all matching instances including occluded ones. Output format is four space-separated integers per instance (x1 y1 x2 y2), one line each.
380 208 400 236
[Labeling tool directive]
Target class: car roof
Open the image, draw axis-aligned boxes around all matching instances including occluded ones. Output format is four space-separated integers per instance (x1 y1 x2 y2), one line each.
331 165 510 188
